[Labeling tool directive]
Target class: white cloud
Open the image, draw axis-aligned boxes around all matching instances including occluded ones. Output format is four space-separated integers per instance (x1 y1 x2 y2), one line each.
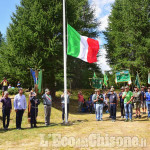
99 15 109 31
97 48 111 73
89 0 115 72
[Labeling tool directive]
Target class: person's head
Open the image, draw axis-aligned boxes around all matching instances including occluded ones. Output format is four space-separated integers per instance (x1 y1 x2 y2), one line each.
3 77 6 80
9 84 11 86
18 81 20 83
96 89 100 95
148 87 150 92
110 88 114 94
121 87 125 92
4 91 9 98
78 91 82 95
141 86 145 91
125 86 129 92
134 86 138 92
19 88 23 95
88 97 90 101
45 88 50 95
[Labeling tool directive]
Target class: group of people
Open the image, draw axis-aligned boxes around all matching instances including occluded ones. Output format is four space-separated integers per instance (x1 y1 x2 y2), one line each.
91 85 150 122
0 84 150 130
0 87 70 130
1 77 21 96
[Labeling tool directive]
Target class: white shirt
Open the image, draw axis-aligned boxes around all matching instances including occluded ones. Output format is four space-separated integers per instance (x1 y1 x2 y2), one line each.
14 94 27 110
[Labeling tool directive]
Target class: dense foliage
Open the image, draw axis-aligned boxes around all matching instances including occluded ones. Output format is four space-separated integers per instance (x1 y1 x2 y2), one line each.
104 0 150 85
0 0 102 92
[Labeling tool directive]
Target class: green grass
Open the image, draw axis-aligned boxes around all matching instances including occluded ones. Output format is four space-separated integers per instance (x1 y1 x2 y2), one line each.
0 90 149 149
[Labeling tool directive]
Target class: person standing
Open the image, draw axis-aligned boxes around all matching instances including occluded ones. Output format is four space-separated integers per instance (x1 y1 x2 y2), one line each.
14 88 27 130
92 89 98 118
133 86 142 119
1 77 9 97
17 81 21 88
107 88 118 122
119 87 125 118
93 89 104 121
78 91 84 112
30 91 40 128
42 89 52 126
122 86 133 122
61 91 70 123
0 91 12 130
145 87 150 120
141 86 146 114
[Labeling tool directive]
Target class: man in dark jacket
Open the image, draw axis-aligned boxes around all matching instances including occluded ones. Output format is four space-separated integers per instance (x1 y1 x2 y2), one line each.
30 91 40 128
0 91 12 130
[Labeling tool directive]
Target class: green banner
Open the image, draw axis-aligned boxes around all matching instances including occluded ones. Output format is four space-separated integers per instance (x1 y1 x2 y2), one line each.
38 69 42 93
148 73 150 84
92 78 103 89
135 73 140 89
115 70 131 83
104 73 108 87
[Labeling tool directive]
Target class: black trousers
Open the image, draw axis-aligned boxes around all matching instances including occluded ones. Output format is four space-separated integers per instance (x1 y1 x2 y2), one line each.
2 109 10 128
110 104 116 120
62 104 69 120
31 107 38 126
16 109 24 129
120 102 124 117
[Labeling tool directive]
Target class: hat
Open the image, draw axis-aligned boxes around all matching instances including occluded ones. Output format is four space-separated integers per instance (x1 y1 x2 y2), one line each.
134 86 138 88
141 86 145 88
125 86 129 89
121 86 125 90
95 89 100 92
45 88 50 92
148 87 150 89
110 88 114 92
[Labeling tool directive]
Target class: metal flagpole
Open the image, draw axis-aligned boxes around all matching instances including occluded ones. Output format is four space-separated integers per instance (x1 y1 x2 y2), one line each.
63 0 68 124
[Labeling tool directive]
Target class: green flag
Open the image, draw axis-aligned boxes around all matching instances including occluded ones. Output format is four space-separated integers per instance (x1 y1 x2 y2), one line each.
135 73 140 89
38 69 42 93
104 73 108 87
148 73 150 84
115 70 131 83
92 72 103 89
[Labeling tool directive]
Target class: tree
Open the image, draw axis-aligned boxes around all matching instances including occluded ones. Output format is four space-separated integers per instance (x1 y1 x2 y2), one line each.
104 0 150 84
0 0 101 94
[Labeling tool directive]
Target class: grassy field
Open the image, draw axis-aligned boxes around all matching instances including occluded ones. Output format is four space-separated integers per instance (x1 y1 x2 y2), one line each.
0 89 149 150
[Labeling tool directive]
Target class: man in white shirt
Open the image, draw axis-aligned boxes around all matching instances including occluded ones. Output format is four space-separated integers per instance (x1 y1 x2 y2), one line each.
14 88 27 130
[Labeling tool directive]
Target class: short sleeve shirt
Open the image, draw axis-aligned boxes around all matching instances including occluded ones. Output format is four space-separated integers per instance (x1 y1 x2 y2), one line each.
133 91 141 102
92 94 104 104
123 91 133 104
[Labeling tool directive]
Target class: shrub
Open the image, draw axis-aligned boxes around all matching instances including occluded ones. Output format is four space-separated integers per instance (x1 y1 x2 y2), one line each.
8 88 19 95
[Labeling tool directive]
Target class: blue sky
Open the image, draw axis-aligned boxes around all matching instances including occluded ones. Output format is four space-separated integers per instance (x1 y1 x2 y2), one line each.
0 0 20 35
0 0 115 72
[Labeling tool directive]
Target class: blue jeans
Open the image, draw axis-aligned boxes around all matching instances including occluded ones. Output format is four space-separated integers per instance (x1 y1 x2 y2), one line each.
124 103 132 120
96 104 103 120
110 104 116 120
146 101 150 118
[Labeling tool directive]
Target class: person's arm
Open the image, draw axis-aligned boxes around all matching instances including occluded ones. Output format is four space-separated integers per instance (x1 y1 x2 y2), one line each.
94 95 98 103
10 98 12 112
141 93 143 103
24 96 27 111
122 93 126 99
14 96 17 112
127 96 133 104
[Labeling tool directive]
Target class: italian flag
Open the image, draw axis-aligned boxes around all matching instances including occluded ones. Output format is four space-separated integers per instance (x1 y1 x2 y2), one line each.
67 24 100 63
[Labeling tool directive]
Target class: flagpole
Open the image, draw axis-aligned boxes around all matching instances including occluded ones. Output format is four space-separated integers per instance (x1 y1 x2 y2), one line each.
63 0 68 124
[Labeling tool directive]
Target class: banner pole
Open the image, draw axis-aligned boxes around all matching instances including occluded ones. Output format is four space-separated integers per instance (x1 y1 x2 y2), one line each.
63 0 68 124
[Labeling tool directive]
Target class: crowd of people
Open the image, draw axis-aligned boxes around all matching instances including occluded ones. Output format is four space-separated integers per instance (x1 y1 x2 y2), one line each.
78 86 150 122
0 80 150 130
